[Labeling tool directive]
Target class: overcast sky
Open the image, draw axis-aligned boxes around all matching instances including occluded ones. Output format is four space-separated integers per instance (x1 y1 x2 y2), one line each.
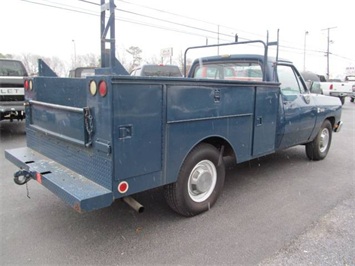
1 0 354 78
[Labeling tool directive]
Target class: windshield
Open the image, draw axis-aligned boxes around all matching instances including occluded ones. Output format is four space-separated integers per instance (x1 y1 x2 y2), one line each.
0 60 28 76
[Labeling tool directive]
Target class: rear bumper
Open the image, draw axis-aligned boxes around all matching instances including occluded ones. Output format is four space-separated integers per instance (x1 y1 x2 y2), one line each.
5 147 113 212
329 92 352 97
0 102 25 112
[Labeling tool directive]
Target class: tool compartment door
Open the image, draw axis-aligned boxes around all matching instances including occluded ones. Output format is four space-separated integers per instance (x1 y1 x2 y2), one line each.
252 86 279 156
113 82 163 180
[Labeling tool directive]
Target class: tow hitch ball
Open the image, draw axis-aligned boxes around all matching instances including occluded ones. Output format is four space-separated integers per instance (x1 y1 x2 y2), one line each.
14 170 33 185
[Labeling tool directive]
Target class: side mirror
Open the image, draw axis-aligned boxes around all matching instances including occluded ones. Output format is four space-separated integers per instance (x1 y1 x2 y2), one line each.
302 93 311 104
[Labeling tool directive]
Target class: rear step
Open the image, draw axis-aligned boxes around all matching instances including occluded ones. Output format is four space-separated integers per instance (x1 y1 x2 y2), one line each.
5 147 113 213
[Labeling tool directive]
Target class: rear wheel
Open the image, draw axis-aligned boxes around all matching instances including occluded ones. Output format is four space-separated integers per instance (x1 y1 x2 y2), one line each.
164 143 225 217
306 120 332 161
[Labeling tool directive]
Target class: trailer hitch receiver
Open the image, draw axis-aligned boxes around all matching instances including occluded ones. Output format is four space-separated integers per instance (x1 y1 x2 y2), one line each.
14 170 33 185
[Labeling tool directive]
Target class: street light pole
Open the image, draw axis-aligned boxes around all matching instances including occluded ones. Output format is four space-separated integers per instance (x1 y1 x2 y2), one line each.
303 31 308 72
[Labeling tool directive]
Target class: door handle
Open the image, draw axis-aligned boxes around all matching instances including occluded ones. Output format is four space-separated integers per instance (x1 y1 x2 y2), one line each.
118 125 133 139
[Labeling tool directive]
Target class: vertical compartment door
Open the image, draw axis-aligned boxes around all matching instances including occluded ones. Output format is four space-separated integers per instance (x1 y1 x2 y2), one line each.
253 86 279 157
113 83 163 180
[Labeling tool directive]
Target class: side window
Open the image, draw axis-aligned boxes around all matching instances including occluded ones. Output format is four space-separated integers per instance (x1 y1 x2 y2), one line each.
224 67 235 78
233 63 263 81
207 67 221 79
277 65 304 95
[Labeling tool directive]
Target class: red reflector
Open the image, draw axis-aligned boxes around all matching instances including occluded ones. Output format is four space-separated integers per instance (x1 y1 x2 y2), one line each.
118 181 129 193
99 80 107 97
24 80 29 90
36 172 42 184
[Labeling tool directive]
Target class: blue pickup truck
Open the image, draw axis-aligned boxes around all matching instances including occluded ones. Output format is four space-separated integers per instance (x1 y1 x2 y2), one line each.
5 49 343 217
4 3 342 217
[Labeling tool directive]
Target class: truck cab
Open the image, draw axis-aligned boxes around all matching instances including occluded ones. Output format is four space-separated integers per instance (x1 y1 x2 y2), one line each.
188 53 341 153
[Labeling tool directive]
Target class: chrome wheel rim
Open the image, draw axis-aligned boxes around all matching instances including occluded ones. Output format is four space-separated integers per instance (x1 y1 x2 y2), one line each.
319 128 330 153
188 160 217 202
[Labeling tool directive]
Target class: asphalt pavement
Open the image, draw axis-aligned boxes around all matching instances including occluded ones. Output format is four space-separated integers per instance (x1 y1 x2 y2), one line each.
259 195 355 266
1 100 355 265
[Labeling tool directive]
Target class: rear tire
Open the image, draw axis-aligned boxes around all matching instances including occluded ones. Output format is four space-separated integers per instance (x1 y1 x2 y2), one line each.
306 120 332 161
164 143 225 217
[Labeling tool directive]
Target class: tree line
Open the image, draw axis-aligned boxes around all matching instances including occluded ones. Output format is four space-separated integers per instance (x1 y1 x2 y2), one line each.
1 46 191 77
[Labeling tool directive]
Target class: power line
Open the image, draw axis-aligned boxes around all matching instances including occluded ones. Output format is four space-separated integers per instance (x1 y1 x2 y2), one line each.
21 0 97 16
77 0 243 40
21 0 237 41
19 0 354 63
76 1 341 56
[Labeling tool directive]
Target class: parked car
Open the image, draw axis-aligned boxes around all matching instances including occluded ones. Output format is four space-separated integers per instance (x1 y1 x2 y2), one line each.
312 74 353 105
131 64 182 77
350 84 355 103
344 76 355 102
0 59 28 121
69 67 96 78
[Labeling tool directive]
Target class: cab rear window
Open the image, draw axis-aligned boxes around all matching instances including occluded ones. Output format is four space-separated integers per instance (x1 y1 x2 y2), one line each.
193 62 262 81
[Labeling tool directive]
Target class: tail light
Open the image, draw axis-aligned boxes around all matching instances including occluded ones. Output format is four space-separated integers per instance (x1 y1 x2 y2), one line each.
24 80 29 90
329 84 333 90
89 80 97 96
89 80 107 97
24 79 33 91
98 80 107 97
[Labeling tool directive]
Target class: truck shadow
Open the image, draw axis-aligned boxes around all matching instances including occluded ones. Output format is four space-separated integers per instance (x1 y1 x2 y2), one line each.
0 120 26 139
36 145 309 224
14 144 324 259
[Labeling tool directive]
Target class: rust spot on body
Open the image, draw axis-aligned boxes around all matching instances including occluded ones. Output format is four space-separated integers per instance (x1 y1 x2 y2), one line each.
73 202 82 213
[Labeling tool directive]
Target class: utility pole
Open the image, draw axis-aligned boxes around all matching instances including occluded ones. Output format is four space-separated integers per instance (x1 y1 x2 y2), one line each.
72 40 76 68
322 27 337 80
217 25 220 55
303 31 309 72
